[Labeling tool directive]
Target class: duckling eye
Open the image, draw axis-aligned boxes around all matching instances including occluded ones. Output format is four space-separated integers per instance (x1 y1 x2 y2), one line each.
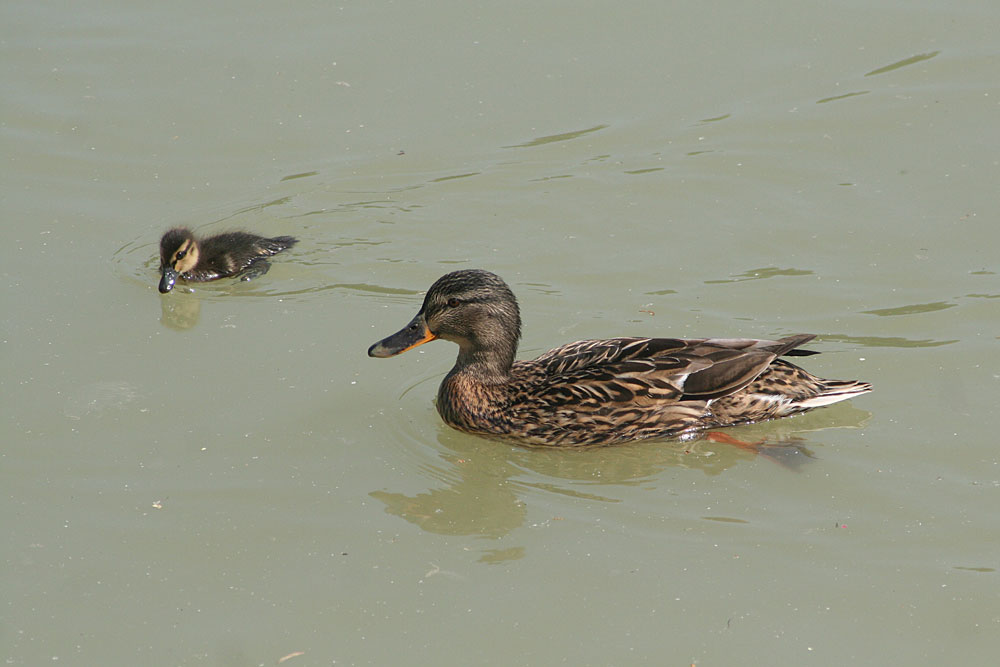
447 298 460 308
175 250 187 260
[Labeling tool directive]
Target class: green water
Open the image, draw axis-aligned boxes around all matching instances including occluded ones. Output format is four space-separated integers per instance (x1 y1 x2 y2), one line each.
4 0 998 664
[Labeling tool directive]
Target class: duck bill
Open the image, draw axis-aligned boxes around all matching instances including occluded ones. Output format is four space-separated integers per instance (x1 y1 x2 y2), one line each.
368 313 437 358
159 267 178 293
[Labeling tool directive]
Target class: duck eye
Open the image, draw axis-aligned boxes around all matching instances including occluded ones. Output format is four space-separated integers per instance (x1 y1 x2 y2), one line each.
176 250 187 260
447 298 460 308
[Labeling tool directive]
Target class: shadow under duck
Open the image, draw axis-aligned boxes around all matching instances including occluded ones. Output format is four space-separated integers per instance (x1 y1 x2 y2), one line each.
368 269 872 447
158 227 298 293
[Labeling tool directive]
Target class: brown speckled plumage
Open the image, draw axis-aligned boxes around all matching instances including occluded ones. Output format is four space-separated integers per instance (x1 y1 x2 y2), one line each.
368 269 872 447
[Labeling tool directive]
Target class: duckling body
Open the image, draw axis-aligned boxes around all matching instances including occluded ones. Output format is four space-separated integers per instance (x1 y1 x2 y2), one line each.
158 228 297 293
368 269 872 447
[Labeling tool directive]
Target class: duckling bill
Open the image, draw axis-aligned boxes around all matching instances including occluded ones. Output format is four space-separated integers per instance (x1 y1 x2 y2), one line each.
368 269 872 447
158 228 297 293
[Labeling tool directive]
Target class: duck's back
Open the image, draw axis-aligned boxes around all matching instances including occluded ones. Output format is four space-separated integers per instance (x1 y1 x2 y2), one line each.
198 232 297 275
452 335 865 447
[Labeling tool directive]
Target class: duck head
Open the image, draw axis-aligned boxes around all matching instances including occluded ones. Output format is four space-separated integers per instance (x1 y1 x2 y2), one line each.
158 228 201 293
368 269 522 372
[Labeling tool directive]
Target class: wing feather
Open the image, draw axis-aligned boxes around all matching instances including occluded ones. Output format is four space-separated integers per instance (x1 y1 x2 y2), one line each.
515 335 818 409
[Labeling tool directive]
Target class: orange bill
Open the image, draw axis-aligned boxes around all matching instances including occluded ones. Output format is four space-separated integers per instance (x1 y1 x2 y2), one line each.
368 312 438 358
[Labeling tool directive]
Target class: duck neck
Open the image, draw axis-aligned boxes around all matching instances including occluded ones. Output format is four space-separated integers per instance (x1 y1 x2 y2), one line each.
451 340 516 384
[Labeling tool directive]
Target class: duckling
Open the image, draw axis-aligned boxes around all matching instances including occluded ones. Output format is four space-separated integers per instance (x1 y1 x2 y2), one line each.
158 228 297 293
368 269 872 447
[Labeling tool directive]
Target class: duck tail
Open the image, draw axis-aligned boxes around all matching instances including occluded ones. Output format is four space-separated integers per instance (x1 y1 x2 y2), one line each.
795 379 873 409
263 236 298 253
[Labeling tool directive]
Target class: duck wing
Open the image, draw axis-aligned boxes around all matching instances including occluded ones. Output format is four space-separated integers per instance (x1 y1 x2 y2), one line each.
519 334 817 408
195 233 296 278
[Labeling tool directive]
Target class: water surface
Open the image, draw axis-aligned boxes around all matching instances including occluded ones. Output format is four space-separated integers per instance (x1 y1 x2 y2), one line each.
3 0 999 664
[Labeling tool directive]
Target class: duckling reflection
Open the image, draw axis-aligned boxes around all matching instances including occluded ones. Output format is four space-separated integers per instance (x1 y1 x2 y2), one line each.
159 290 201 330
157 227 297 293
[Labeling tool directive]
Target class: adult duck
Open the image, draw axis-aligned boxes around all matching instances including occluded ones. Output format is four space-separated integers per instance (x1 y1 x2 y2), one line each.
368 269 871 447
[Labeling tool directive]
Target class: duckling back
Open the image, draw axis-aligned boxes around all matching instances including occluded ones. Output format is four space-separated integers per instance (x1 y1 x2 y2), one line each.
158 228 297 292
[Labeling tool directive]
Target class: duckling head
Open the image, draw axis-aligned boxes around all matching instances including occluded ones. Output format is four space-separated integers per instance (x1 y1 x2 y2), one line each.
369 269 522 373
158 228 200 293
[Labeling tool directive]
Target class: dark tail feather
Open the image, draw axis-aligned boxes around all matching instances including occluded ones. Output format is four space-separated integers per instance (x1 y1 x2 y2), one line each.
262 235 298 253
784 348 820 357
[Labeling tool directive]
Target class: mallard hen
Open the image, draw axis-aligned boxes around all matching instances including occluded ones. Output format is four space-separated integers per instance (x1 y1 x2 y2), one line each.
368 269 871 447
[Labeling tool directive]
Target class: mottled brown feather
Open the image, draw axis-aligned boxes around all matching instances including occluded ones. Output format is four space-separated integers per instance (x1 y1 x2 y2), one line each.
369 270 872 447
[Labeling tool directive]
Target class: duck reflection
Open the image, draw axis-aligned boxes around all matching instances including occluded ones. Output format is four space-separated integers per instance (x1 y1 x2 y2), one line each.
370 403 870 542
159 290 201 330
